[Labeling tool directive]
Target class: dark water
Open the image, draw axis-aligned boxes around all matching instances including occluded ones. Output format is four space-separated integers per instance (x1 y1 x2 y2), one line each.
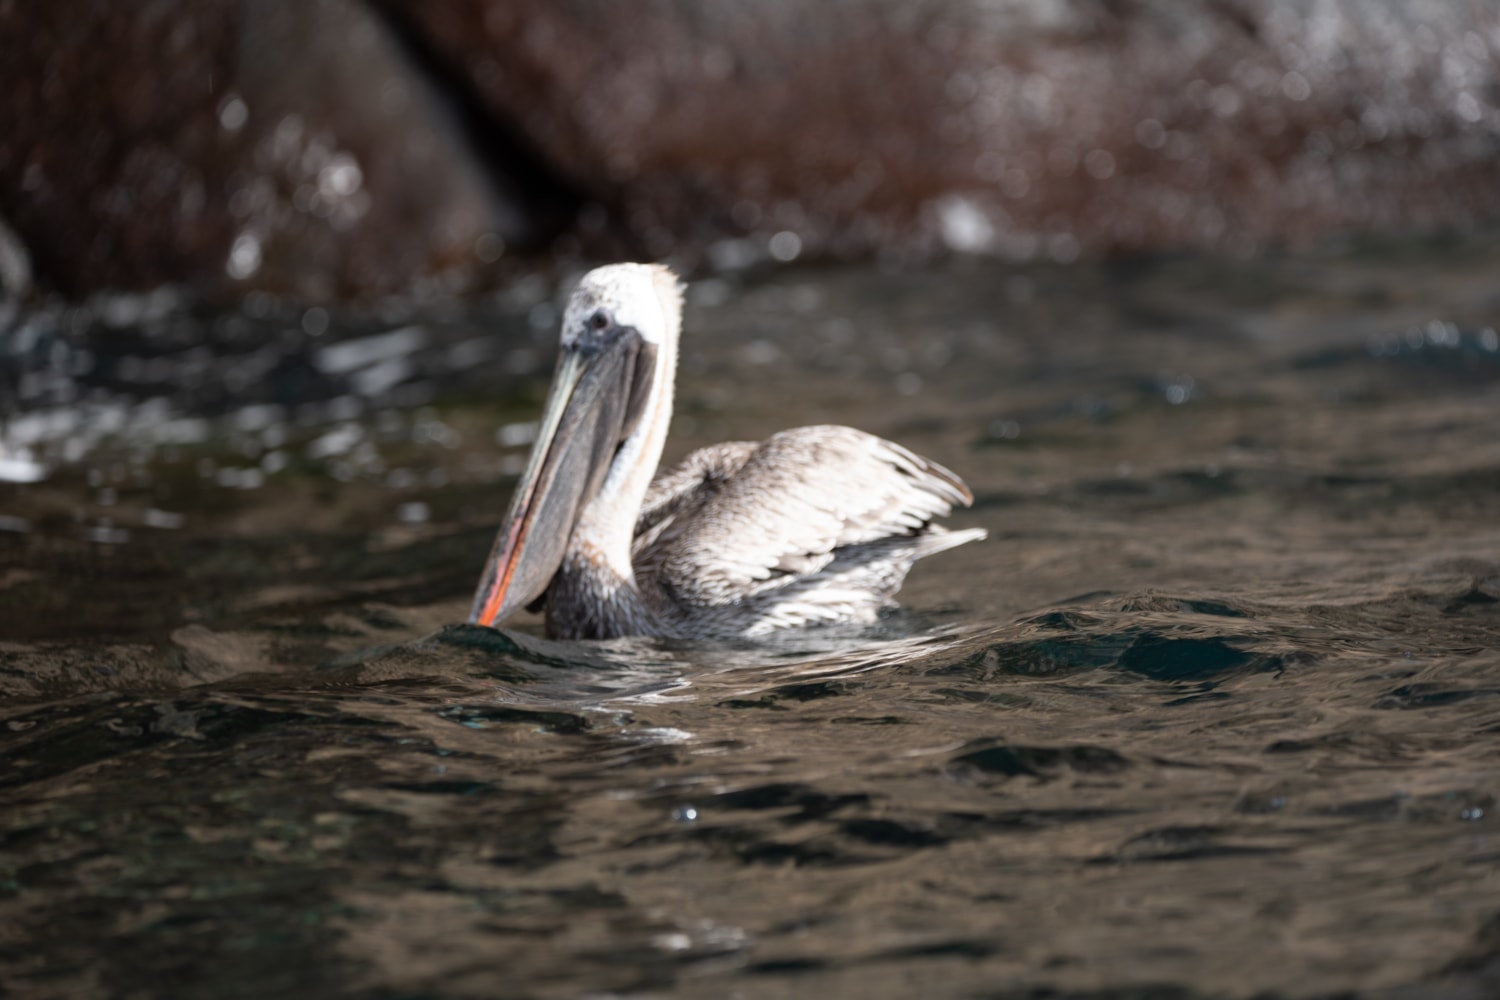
3 237 1500 998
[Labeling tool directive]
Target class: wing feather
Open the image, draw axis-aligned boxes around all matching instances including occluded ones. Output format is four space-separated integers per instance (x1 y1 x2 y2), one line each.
634 425 974 609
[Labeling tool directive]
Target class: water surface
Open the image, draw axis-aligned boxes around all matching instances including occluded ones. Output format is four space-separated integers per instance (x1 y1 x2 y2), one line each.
3 238 1500 998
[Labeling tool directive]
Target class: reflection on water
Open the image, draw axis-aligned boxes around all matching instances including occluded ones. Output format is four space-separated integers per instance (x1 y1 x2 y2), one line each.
4 237 1500 997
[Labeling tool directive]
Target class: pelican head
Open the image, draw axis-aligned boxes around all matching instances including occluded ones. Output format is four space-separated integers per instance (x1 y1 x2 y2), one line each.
470 264 682 628
558 263 682 351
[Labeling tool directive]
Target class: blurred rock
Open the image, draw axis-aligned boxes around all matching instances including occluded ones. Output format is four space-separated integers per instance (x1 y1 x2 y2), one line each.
391 0 1500 263
3 0 1500 302
0 0 533 301
0 210 30 300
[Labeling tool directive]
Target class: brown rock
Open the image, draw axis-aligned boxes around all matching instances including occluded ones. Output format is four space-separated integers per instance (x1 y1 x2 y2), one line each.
389 0 1500 262
4 0 1500 301
0 0 527 300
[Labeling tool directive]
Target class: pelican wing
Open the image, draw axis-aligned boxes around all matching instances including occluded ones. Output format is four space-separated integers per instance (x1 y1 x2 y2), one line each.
633 425 973 609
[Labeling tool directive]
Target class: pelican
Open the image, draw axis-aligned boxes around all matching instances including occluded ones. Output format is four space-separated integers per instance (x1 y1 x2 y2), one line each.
469 263 985 640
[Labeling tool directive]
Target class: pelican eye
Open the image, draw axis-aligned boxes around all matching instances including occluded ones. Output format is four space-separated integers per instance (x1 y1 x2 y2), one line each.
589 310 610 332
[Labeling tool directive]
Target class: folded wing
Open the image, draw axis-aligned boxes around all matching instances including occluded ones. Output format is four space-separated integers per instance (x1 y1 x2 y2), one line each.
633 425 980 616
